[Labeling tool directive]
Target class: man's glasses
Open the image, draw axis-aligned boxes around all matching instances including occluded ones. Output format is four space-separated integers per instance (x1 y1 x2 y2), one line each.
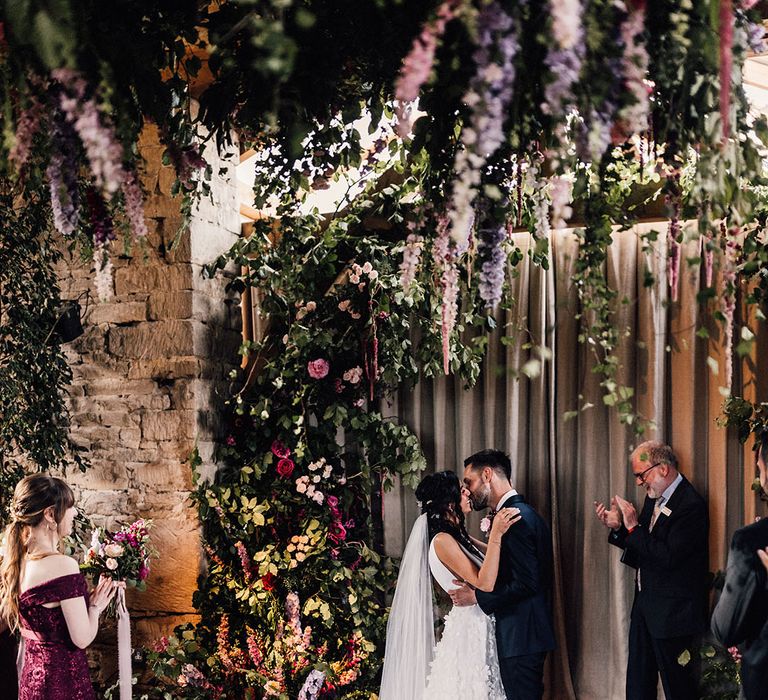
634 463 662 485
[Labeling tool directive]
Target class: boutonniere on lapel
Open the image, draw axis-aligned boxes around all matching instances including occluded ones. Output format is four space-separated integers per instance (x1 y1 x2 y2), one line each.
660 506 672 517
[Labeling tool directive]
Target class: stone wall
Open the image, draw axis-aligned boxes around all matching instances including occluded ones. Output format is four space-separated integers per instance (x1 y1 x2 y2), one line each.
55 123 241 684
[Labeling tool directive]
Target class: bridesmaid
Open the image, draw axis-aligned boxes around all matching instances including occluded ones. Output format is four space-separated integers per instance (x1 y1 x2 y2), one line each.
0 474 118 699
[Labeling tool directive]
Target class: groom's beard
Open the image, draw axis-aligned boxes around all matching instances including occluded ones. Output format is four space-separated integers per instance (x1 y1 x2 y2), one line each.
471 486 490 510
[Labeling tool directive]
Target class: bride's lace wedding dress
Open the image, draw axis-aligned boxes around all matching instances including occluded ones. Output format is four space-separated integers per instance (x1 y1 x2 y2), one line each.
423 539 506 700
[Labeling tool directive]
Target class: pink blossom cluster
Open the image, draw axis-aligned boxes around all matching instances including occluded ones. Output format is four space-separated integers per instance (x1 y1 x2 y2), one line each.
394 1 457 137
432 214 459 374
9 97 45 168
399 229 424 291
722 228 742 390
52 68 125 196
666 190 682 303
120 168 148 238
235 541 253 582
348 261 378 288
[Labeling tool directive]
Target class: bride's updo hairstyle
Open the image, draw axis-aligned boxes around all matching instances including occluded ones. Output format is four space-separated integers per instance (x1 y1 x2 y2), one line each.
415 470 467 543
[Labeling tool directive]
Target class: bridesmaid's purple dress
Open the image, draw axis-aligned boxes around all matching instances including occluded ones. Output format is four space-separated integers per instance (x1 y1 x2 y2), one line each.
18 573 96 700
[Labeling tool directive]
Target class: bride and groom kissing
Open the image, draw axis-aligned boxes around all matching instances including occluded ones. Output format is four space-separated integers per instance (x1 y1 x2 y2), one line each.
380 449 555 700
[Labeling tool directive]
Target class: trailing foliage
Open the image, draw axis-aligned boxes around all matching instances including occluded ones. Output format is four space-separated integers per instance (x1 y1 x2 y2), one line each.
0 183 85 521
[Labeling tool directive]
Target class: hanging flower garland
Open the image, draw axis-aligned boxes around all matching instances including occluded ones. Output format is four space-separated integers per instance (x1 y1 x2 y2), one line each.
394 0 458 138
617 0 650 139
447 2 518 245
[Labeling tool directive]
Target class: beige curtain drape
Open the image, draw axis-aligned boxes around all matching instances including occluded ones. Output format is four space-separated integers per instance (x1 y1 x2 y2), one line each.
383 223 767 700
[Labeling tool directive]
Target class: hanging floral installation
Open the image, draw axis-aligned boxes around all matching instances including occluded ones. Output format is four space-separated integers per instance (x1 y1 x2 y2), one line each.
4 0 768 697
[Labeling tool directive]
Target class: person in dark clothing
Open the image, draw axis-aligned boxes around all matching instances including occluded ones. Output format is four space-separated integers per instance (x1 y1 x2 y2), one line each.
711 436 768 700
595 441 709 700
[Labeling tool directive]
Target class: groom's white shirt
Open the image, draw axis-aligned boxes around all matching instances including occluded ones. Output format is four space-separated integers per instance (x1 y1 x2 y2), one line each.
495 489 518 510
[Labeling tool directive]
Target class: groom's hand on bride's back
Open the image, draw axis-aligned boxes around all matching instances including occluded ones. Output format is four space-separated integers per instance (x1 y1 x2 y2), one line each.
449 580 477 607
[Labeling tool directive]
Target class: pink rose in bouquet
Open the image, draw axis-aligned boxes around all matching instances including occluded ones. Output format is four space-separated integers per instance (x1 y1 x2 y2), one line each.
82 518 157 591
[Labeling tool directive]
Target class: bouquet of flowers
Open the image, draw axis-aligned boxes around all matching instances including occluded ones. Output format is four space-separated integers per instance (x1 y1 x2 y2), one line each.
81 518 157 590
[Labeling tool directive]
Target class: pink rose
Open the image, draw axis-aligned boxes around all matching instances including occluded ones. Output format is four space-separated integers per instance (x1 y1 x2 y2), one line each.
276 458 295 478
271 440 291 459
307 359 329 379
326 495 339 508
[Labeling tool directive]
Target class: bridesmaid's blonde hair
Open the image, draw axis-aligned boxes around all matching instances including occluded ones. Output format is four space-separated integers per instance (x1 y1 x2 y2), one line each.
0 474 74 630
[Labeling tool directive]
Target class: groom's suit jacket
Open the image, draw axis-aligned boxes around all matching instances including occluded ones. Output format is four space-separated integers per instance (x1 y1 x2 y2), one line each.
475 494 556 658
711 517 768 700
608 476 709 638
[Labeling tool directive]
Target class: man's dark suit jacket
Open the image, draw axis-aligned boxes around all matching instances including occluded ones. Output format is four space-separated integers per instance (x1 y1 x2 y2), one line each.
476 494 556 658
608 476 709 638
711 517 768 700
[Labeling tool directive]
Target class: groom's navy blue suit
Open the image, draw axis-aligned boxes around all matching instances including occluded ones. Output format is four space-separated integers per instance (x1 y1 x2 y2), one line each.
476 493 556 700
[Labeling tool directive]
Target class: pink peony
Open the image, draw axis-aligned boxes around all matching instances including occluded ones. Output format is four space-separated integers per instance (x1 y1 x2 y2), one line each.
307 359 329 379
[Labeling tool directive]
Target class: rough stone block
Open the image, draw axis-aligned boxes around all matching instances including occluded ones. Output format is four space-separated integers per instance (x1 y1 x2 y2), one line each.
87 301 148 325
69 463 131 491
108 321 194 358
119 427 142 449
127 357 200 380
86 378 158 396
147 291 194 321
114 265 192 296
140 410 195 441
139 459 194 491
79 489 130 516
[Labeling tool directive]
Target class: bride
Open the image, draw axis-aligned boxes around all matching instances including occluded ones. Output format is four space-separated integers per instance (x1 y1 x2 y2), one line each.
379 470 519 699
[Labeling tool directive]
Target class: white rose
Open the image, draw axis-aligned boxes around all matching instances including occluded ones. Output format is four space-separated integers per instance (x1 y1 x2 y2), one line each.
362 262 373 274
106 558 118 571
104 543 124 558
349 274 360 284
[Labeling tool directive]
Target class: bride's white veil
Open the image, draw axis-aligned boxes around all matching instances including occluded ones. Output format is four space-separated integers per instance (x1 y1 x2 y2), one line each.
379 513 434 700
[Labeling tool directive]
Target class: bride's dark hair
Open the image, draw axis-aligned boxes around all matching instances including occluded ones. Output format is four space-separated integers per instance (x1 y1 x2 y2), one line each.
415 471 482 560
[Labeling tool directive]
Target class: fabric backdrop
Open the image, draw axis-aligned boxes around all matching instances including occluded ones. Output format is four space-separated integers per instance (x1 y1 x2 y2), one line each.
382 223 768 700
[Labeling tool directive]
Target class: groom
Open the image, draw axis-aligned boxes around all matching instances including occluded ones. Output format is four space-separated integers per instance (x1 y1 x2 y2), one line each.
450 449 555 700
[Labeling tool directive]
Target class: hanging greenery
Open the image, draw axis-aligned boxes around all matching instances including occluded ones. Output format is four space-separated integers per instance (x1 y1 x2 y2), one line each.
3 1 768 697
0 181 86 522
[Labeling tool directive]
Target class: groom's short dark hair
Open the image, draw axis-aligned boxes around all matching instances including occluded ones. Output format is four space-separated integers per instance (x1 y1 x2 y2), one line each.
464 449 512 481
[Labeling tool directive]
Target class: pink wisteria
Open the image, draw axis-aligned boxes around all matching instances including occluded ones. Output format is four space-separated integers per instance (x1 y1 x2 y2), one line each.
394 1 457 138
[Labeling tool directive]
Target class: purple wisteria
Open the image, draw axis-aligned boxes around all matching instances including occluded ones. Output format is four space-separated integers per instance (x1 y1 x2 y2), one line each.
477 221 507 309
47 119 80 236
394 1 457 138
542 0 583 141
53 68 125 197
448 2 518 245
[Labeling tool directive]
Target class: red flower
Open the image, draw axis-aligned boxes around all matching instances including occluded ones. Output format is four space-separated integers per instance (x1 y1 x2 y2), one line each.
271 440 291 459
276 458 295 478
261 573 276 591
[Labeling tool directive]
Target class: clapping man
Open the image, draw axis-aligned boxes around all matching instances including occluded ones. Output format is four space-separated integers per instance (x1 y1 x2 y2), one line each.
711 435 768 700
595 441 709 700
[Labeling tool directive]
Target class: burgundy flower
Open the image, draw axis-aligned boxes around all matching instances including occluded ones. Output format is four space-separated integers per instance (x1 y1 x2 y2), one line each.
261 573 276 591
307 358 330 379
276 458 295 479
271 440 291 459
225 435 236 446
